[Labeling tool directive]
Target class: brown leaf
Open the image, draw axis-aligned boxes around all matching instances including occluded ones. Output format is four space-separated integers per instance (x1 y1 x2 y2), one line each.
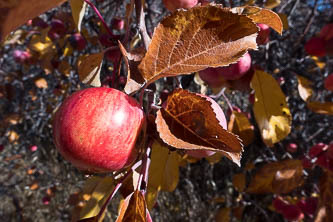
247 159 304 194
70 0 87 32
117 191 147 222
232 173 246 192
139 5 258 84
119 42 146 94
215 208 231 222
233 6 283 34
0 0 66 41
156 89 243 166
296 75 313 102
307 102 333 115
77 53 103 87
316 170 333 222
228 111 254 146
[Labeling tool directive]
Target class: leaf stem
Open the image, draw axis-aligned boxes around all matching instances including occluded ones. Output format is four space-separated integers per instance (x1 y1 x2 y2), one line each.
84 0 114 37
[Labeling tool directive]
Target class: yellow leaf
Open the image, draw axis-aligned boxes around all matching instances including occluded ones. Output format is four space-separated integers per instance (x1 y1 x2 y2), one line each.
70 0 87 32
205 152 223 164
148 141 180 192
29 30 54 56
296 75 313 102
228 111 254 146
77 53 103 87
0 0 66 41
311 56 326 69
79 177 114 220
307 102 333 115
264 0 281 9
251 70 291 147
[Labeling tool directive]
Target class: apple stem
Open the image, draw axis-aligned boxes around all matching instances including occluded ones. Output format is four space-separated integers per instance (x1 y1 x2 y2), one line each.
84 0 114 37
95 161 143 220
210 87 234 112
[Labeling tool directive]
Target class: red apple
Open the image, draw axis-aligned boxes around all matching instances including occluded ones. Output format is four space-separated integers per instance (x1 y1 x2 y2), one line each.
309 143 327 158
111 17 125 31
282 204 304 221
198 67 227 88
69 33 87 51
219 53 252 80
256 23 270 45
324 73 333 91
319 23 333 41
305 37 326 57
53 87 145 172
163 0 198 11
286 143 298 153
186 94 227 158
13 50 32 64
273 196 289 213
297 197 318 217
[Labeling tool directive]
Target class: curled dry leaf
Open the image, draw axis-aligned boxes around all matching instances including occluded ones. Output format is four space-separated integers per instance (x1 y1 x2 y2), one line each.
247 159 304 194
70 0 87 32
228 111 254 147
307 102 333 115
156 89 243 166
0 0 66 41
251 70 291 147
116 190 147 222
119 42 146 94
296 75 313 102
77 53 103 87
232 6 283 34
139 5 258 84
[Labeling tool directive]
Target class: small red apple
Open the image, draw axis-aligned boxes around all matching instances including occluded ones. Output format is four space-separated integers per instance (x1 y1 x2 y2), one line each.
13 50 32 64
163 0 198 11
219 53 252 81
309 143 327 158
305 37 326 57
198 67 227 88
296 197 318 217
111 17 125 31
286 143 298 153
273 196 289 213
256 23 270 45
69 33 87 51
53 87 145 172
282 204 304 221
324 73 333 91
319 23 333 41
186 94 227 158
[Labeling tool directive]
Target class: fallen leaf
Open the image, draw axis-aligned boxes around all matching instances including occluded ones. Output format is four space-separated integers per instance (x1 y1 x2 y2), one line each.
232 173 246 192
233 6 283 34
156 89 243 166
139 5 258 84
0 0 66 41
77 53 103 87
228 111 254 146
278 13 289 30
122 191 147 222
296 75 313 102
247 159 303 194
307 102 333 115
251 70 291 147
264 0 281 9
215 208 231 222
70 0 87 32
317 170 333 222
34 77 48 89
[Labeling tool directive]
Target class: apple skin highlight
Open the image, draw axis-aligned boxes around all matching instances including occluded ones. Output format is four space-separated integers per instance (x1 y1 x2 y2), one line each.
53 87 145 172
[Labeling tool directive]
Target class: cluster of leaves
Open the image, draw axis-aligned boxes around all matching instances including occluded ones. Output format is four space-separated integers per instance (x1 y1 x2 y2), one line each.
1 0 333 221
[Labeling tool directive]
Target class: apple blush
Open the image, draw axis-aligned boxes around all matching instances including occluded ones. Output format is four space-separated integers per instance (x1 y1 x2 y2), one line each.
53 87 145 173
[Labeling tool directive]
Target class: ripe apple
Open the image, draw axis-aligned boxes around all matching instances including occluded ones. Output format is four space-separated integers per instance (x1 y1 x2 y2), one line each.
286 143 298 153
296 197 318 217
282 204 304 221
319 23 333 40
111 17 125 31
256 23 270 45
273 196 289 213
48 19 66 40
186 94 227 158
163 0 198 11
13 50 32 64
53 87 145 172
198 67 227 88
305 37 326 57
69 33 86 51
324 73 333 91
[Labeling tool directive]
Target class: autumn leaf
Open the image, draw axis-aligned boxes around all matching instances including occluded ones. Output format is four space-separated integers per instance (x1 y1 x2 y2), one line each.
156 89 243 166
233 6 283 34
296 75 313 102
70 0 87 32
264 0 281 9
116 191 147 222
215 208 231 222
34 78 48 89
119 42 146 94
147 141 180 193
228 111 254 146
247 159 304 194
139 5 258 84
251 70 291 147
232 173 246 192
316 170 333 222
0 0 66 41
307 102 333 115
77 53 103 87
